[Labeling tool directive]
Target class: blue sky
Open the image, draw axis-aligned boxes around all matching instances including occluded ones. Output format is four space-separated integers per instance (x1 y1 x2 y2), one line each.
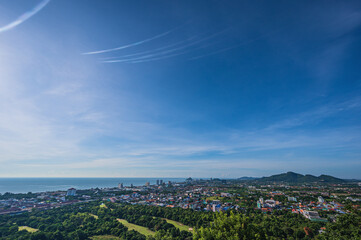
0 0 360 178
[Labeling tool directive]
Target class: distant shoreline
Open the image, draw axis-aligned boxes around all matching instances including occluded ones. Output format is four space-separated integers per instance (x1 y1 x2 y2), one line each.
0 177 185 194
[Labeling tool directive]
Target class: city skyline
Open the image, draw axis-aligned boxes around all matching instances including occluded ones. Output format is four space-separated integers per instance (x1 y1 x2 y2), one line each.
0 0 361 178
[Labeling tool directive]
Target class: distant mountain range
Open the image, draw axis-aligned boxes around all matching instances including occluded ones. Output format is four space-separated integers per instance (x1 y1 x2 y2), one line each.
257 172 346 183
240 172 348 183
237 177 259 181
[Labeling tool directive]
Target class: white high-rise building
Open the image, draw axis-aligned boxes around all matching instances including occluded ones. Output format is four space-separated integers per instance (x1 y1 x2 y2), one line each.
66 188 76 196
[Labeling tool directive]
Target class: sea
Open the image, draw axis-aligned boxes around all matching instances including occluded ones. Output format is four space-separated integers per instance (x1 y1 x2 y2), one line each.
0 178 185 194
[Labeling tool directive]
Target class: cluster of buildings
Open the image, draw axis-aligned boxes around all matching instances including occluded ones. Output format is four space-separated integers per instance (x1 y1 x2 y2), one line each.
0 188 82 215
101 180 360 220
104 185 239 213
290 199 345 216
246 183 359 222
257 197 281 211
1 179 359 222
299 210 326 222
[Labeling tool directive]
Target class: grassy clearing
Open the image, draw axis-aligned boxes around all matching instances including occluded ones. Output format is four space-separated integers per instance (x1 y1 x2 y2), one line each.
18 226 38 233
90 236 122 240
117 219 155 237
89 213 99 219
205 196 223 201
99 203 113 211
163 219 193 232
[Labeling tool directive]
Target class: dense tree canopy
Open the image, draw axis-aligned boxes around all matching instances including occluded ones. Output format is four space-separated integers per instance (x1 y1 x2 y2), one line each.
0 201 360 239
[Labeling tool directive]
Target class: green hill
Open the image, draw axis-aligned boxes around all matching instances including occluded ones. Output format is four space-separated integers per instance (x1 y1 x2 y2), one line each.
256 172 345 183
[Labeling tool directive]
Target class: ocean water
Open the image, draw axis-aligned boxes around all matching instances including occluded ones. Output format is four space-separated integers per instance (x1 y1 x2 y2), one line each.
0 178 185 194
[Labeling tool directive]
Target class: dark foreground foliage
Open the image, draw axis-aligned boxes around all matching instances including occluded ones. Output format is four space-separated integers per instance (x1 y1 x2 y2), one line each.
0 201 360 239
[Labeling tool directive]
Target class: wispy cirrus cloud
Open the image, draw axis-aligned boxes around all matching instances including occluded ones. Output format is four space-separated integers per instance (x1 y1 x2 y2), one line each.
0 0 50 33
266 97 361 130
13 152 361 178
83 25 184 55
0 31 106 164
1 0 361 179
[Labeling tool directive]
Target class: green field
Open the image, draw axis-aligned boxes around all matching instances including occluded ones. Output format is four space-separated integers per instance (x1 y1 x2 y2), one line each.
205 196 223 201
90 235 122 240
18 226 38 233
117 219 155 237
164 219 193 232
89 213 99 219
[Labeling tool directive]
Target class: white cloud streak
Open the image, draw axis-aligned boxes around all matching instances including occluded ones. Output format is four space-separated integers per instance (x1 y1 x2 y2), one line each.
102 28 228 63
0 0 50 33
83 28 175 55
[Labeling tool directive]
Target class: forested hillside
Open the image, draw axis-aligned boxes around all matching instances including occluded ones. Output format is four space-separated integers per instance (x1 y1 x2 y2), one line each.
1 201 360 239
